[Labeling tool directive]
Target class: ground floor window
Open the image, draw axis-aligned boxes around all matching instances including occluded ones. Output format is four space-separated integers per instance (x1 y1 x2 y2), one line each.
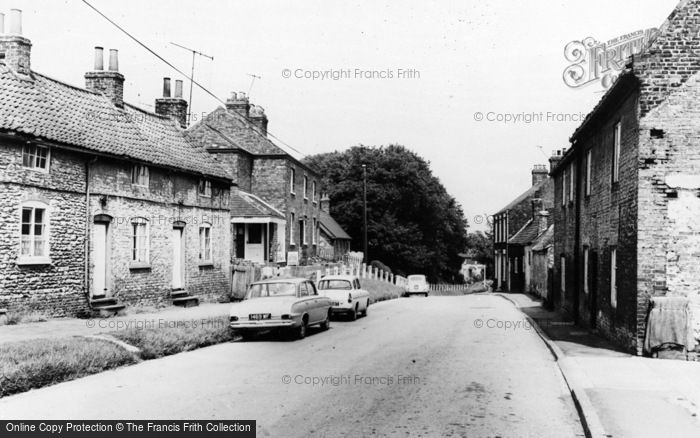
131 218 149 263
199 224 212 262
20 203 49 259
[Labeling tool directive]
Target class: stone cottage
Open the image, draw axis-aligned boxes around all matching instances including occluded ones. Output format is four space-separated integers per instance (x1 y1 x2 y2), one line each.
551 0 700 354
186 92 323 265
0 12 232 316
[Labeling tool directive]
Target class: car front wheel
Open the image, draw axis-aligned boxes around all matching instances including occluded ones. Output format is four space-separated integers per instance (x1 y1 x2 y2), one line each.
320 310 331 330
296 319 308 339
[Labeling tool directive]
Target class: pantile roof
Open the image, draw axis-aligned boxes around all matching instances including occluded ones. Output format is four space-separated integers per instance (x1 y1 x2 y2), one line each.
319 211 351 240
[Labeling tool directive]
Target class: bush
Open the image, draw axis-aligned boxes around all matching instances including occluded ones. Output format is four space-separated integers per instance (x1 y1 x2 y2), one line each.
111 316 234 360
370 260 392 274
0 337 137 398
362 278 403 303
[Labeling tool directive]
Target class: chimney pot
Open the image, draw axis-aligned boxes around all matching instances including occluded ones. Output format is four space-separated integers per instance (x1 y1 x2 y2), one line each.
93 47 104 71
108 49 119 72
162 77 171 98
0 13 5 34
238 91 246 99
174 80 183 98
9 9 21 35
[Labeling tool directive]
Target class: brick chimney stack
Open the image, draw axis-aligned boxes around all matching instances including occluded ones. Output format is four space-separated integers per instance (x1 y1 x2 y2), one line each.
155 77 188 128
85 47 125 108
0 9 32 76
549 149 566 173
320 194 330 214
532 164 548 186
249 105 268 137
225 92 250 118
536 210 549 235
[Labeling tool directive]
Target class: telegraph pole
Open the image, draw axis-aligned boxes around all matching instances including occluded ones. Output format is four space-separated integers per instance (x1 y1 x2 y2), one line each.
170 42 213 124
363 164 368 261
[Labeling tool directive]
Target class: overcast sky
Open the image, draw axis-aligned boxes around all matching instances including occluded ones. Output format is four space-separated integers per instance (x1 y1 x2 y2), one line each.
2 0 681 230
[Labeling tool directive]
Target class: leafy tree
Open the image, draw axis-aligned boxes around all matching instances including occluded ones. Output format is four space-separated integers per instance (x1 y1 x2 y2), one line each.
305 145 468 282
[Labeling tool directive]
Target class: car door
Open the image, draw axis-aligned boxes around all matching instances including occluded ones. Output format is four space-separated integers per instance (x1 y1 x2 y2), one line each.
306 281 323 323
297 282 315 323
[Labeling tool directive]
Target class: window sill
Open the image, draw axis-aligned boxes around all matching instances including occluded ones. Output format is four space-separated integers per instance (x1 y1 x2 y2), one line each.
129 262 151 270
198 261 214 267
22 167 50 174
17 256 51 266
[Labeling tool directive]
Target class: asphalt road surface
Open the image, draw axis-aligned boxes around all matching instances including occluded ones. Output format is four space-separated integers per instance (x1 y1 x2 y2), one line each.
0 295 584 437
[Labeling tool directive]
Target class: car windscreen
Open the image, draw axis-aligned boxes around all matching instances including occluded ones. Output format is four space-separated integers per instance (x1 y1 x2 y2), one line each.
247 283 297 298
318 280 352 290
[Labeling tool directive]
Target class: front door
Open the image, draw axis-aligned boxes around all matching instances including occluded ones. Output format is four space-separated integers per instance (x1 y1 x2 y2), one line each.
93 222 109 297
172 227 184 289
245 224 265 263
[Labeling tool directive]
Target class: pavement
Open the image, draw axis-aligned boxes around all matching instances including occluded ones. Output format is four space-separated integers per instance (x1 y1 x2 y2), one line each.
0 303 232 345
0 295 584 438
500 292 700 438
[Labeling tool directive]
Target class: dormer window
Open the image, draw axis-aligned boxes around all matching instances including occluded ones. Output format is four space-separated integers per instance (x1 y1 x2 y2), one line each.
131 165 149 187
22 144 50 171
198 179 212 198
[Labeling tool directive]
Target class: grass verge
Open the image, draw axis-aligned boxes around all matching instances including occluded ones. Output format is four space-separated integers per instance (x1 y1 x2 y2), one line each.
110 316 234 360
0 337 138 398
363 278 404 303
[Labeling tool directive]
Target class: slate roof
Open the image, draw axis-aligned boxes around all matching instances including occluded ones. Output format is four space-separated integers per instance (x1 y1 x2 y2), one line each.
319 211 351 240
495 179 547 215
0 66 229 180
230 191 284 219
508 219 541 246
187 106 287 156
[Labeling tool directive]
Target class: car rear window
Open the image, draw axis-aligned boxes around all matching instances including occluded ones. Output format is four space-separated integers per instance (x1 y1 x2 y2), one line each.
318 280 352 290
248 283 296 298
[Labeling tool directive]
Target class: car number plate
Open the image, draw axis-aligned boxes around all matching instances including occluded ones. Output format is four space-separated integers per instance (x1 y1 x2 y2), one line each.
332 301 341 306
249 313 271 320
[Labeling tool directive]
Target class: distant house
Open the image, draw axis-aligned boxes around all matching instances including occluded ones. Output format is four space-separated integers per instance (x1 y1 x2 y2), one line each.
492 161 557 291
318 195 351 261
186 92 323 265
0 16 232 317
529 225 554 303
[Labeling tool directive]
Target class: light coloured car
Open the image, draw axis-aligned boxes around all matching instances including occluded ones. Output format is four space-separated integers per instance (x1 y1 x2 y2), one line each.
405 274 429 297
229 278 332 340
317 275 370 320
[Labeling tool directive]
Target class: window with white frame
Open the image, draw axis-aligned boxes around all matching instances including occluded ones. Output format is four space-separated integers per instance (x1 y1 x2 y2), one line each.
20 202 49 261
290 168 296 194
303 176 308 199
583 246 590 294
611 247 618 309
22 144 50 171
300 219 307 245
199 224 212 262
569 163 574 202
561 170 567 206
131 165 149 187
290 212 296 245
560 256 566 292
585 149 592 197
198 179 211 198
131 218 149 263
613 122 621 183
312 218 317 244
312 181 317 203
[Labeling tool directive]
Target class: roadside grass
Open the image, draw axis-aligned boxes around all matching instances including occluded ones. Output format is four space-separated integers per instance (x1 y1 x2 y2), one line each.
363 278 404 303
0 311 52 326
0 337 138 398
110 316 234 360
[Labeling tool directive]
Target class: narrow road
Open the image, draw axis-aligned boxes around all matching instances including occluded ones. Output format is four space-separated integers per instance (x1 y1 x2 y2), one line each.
0 295 584 437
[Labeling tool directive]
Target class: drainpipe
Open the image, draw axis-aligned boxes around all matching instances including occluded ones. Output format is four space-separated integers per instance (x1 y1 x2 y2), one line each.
85 158 98 309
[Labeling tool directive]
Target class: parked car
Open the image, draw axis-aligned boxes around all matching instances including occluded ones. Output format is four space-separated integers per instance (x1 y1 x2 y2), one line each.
317 275 370 320
229 278 332 340
405 274 429 297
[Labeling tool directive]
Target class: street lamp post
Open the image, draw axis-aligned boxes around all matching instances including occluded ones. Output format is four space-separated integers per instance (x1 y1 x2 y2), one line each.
362 164 368 262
